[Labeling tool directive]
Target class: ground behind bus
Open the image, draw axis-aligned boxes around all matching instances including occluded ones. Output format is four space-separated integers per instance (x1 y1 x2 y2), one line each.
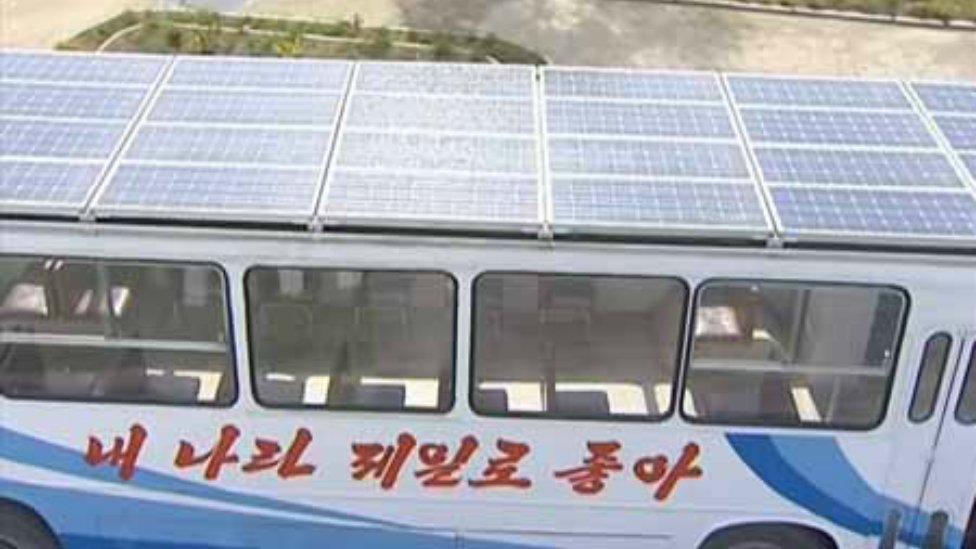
2 0 974 79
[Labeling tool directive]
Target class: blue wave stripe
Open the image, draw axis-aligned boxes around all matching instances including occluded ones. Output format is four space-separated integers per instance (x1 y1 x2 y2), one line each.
0 425 399 528
727 433 965 548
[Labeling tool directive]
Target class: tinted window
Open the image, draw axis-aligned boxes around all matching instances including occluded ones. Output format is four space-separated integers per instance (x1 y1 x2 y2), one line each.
909 333 952 422
472 273 687 420
685 281 906 428
0 256 234 405
246 268 455 412
956 343 976 425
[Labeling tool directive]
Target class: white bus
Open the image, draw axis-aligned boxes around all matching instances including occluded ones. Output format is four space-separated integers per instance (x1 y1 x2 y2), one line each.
1 51 976 549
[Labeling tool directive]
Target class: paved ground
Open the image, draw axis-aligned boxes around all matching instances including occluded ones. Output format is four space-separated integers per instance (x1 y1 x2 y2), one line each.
0 0 148 48
3 0 974 79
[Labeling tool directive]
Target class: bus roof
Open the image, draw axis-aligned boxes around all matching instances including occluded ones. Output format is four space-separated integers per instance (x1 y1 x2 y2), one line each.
2 49 975 251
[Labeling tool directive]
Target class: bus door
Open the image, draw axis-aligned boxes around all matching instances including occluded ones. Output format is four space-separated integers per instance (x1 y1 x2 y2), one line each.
916 335 976 548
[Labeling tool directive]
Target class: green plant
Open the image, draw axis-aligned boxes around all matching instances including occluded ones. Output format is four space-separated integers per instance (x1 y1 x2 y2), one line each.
431 33 454 59
352 13 364 36
273 30 305 57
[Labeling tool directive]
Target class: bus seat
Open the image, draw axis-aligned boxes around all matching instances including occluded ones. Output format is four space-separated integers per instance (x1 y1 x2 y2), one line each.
348 384 405 410
260 377 303 405
475 388 509 413
554 391 610 416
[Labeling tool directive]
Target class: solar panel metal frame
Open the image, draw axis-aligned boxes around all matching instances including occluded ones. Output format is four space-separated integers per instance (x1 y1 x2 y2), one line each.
87 55 354 225
314 61 545 234
727 73 976 248
1 50 171 217
540 66 775 241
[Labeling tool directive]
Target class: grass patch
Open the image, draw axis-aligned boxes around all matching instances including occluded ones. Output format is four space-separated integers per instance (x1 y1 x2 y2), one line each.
737 0 975 20
57 10 547 64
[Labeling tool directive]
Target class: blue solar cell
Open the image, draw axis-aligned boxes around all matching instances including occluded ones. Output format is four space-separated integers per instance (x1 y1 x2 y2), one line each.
961 153 976 179
0 83 147 119
551 178 767 228
546 101 735 138
741 108 934 147
356 63 533 97
126 126 330 165
336 132 536 174
934 116 976 150
323 171 538 222
770 187 976 236
149 90 340 125
1 119 125 158
0 52 166 85
346 94 535 134
755 148 961 187
98 165 320 214
544 69 722 102
1 161 102 207
913 83 976 114
729 76 909 109
548 138 748 178
168 58 350 90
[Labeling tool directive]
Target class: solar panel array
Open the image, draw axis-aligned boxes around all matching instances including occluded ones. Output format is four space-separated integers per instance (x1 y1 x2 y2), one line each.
3 51 976 250
728 75 976 243
92 56 351 222
912 82 976 184
542 68 771 238
1 52 167 215
317 62 541 231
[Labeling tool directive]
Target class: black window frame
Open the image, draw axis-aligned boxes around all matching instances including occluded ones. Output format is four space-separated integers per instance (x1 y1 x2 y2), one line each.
679 277 911 432
243 265 459 414
908 332 953 423
954 342 976 425
468 270 691 423
0 254 238 408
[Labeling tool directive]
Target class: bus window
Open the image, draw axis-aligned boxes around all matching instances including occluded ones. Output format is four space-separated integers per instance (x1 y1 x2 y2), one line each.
246 268 456 412
684 281 907 429
909 333 952 422
0 256 234 405
955 343 976 425
471 273 687 420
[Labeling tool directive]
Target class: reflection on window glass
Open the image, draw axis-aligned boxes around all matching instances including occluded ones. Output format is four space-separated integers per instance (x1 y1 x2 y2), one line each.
956 343 976 425
909 333 952 422
472 273 686 419
685 281 906 428
246 268 455 412
0 256 234 405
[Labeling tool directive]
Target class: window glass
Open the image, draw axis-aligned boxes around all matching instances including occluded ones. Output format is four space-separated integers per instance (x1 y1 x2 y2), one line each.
685 281 906 428
909 333 952 422
0 256 234 405
956 343 976 425
472 273 687 419
246 268 455 412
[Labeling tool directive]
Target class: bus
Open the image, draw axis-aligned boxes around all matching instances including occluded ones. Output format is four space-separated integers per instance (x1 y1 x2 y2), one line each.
2 50 976 548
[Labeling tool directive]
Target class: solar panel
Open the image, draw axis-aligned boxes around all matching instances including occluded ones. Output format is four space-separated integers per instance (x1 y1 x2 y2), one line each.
1 161 103 210
323 172 538 224
1 119 126 158
548 138 748 179
168 58 350 90
97 165 321 217
126 126 331 165
345 94 534 134
961 153 976 178
728 76 909 109
546 101 735 138
355 62 534 96
0 52 167 85
544 68 722 101
755 148 962 187
933 116 976 150
0 83 147 120
912 83 976 114
148 89 340 125
740 108 934 147
335 131 536 174
551 178 768 229
770 187 976 237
